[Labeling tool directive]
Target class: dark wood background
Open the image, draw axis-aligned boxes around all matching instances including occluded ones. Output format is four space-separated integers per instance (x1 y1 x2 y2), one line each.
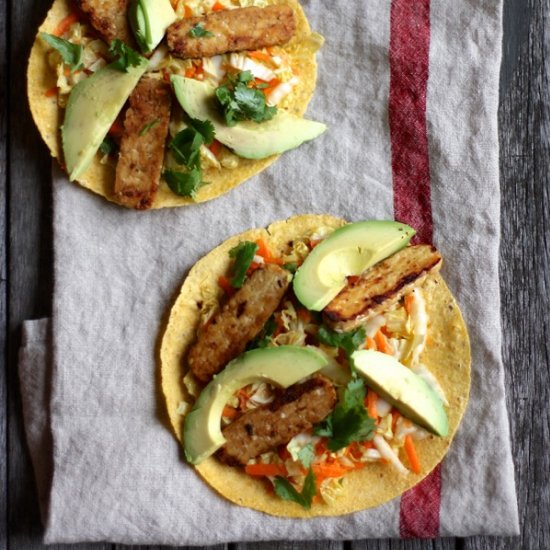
2 0 548 548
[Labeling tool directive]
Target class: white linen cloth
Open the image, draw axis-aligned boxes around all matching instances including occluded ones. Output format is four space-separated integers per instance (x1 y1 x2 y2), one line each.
19 0 519 543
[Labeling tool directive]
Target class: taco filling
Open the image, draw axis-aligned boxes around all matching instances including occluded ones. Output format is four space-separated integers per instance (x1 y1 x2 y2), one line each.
160 215 471 516
28 0 325 209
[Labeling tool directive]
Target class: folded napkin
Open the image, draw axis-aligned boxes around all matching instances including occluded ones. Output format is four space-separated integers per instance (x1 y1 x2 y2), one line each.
19 0 519 543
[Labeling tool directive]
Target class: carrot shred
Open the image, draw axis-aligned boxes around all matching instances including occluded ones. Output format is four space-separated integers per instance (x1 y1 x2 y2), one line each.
297 307 312 323
391 410 401 433
361 440 374 450
44 86 58 97
366 389 379 419
365 336 376 350
248 50 273 64
404 435 421 474
222 405 238 419
404 293 415 315
278 445 291 461
217 275 235 296
254 239 284 265
374 329 394 355
245 463 287 477
312 462 350 479
212 1 225 11
184 66 196 78
309 239 321 249
208 139 222 157
184 4 193 18
54 12 79 37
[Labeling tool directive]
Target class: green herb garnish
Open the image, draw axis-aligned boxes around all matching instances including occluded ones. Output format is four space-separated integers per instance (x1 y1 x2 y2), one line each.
188 23 214 38
164 168 202 199
39 33 83 72
247 315 276 350
282 262 298 274
139 118 160 136
215 71 277 127
317 325 366 364
228 241 259 288
274 468 317 509
99 136 117 155
314 378 375 451
108 39 144 72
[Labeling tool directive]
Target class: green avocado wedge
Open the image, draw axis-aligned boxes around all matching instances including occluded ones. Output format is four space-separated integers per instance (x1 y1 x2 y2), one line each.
171 75 327 159
293 220 416 311
183 346 329 465
352 349 449 437
129 0 176 54
62 57 148 180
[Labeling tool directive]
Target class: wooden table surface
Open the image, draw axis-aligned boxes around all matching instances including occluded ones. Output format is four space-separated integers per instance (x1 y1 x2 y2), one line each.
2 0 548 548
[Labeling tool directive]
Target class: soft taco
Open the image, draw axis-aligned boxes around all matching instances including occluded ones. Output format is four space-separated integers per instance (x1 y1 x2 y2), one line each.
160 214 471 517
28 0 324 209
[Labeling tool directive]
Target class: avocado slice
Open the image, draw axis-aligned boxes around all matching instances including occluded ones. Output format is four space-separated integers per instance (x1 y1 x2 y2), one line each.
62 58 148 180
129 0 176 54
352 350 449 437
171 75 327 159
183 345 328 465
293 220 416 311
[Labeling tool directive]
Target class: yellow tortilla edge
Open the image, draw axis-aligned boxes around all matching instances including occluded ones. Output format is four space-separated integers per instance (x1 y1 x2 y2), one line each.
159 214 472 517
27 0 319 208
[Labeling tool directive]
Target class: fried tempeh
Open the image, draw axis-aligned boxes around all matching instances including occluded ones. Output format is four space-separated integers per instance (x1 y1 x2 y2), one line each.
114 76 172 210
75 0 133 45
323 245 443 332
188 264 290 384
166 5 296 59
217 375 337 466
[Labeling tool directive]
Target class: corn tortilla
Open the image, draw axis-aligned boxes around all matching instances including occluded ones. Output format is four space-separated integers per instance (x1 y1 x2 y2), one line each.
27 0 318 208
160 214 471 517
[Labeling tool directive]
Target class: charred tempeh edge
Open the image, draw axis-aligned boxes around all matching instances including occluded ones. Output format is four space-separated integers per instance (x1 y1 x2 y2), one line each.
166 5 296 59
217 375 337 466
74 0 134 45
188 264 290 384
323 244 443 332
114 76 172 210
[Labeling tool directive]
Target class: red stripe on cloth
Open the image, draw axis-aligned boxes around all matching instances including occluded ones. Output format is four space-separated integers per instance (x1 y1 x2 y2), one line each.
389 0 441 539
389 0 433 245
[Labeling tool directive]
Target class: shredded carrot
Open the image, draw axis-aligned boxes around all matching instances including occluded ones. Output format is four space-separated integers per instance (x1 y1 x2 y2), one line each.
312 462 350 479
404 435 421 474
366 389 379 419
254 239 284 265
361 440 374 450
184 4 193 18
54 12 79 37
347 275 360 285
162 69 171 83
212 1 225 11
184 66 196 78
245 463 287 477
391 410 401 433
314 439 328 456
217 275 235 296
309 239 321 249
374 329 394 355
170 0 178 8
248 50 273 64
44 86 58 97
237 388 250 409
222 405 238 419
297 307 312 324
108 118 124 139
404 293 415 314
278 445 291 461
208 139 222 157
246 261 262 276
263 77 282 96
348 442 363 460
365 336 376 350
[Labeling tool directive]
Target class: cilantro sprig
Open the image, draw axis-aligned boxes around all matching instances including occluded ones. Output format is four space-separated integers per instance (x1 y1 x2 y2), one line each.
164 118 215 199
188 23 214 38
39 33 83 72
108 39 144 72
314 378 375 452
215 71 277 127
274 468 317 510
228 241 259 288
247 315 276 350
317 325 366 364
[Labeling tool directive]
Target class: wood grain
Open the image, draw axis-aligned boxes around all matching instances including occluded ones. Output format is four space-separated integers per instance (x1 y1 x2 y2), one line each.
3 0 547 549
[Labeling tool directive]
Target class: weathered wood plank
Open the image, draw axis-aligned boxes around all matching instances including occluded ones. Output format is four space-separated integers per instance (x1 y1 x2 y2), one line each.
351 538 455 549
463 0 550 549
233 543 343 550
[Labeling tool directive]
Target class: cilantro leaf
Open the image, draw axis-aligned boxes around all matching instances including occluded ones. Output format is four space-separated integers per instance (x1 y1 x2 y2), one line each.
188 23 215 38
274 468 317 509
314 378 375 452
139 118 160 136
297 444 315 469
164 168 202 198
99 136 117 155
282 262 298 274
317 325 366 364
170 128 204 168
247 315 276 350
39 33 83 72
228 241 259 288
108 39 143 72
190 118 215 145
215 71 277 127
